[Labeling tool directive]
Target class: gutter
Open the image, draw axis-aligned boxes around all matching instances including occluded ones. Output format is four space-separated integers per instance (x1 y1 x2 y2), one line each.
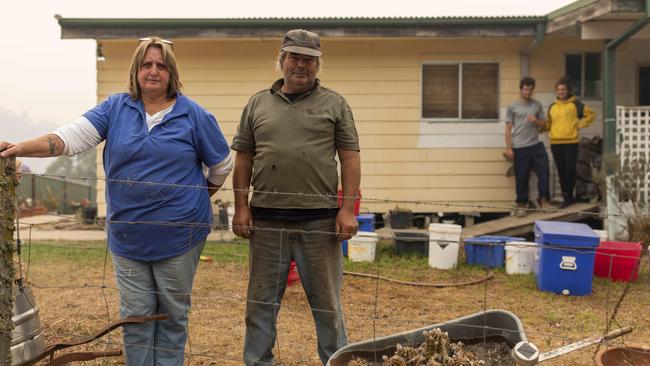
520 22 546 77
603 0 650 235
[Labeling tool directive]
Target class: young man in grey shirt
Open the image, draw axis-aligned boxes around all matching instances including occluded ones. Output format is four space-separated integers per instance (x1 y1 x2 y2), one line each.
504 77 551 216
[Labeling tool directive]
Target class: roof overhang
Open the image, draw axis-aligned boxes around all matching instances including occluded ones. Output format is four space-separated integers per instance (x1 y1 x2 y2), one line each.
546 0 646 34
56 16 546 40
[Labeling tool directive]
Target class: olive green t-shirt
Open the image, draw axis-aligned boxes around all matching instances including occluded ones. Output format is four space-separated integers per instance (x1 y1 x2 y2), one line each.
231 79 360 209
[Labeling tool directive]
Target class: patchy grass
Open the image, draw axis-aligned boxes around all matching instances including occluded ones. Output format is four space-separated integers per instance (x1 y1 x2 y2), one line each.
17 240 650 365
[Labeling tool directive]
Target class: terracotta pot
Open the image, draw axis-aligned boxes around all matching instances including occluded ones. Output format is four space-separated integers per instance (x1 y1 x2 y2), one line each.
596 344 650 366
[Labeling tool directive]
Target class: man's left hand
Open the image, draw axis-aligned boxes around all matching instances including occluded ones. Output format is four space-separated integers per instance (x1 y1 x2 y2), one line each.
336 209 358 242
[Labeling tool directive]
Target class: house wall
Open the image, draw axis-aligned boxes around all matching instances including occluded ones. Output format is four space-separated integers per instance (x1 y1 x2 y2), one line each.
94 36 606 216
616 39 650 106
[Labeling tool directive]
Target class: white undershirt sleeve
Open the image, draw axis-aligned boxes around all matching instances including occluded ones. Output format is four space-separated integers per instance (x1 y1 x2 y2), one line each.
206 152 233 186
51 116 103 156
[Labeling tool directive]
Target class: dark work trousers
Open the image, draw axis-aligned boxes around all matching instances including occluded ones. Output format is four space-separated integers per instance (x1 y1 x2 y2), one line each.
244 217 347 366
513 142 551 204
551 143 579 203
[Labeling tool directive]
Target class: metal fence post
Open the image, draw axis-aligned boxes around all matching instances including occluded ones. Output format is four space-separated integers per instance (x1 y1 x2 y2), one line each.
0 156 17 365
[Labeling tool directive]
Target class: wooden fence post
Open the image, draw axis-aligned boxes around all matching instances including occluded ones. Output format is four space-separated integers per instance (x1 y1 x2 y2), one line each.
0 156 17 365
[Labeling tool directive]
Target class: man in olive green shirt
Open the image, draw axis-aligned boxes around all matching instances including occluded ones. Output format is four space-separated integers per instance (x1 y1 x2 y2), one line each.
231 29 361 366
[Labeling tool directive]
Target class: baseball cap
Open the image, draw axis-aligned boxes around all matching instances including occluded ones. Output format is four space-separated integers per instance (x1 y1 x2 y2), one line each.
281 29 322 57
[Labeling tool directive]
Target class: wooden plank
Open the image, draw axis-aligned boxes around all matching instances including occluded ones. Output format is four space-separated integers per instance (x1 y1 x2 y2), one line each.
461 202 601 238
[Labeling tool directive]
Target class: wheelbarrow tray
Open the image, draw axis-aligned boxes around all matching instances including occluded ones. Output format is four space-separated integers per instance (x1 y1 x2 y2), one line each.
327 309 527 366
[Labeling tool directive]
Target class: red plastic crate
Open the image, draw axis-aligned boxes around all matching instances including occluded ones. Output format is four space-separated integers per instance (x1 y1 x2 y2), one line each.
594 241 643 282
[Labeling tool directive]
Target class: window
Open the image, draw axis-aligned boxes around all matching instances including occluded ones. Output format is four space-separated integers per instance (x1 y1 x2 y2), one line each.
565 53 601 98
422 62 499 121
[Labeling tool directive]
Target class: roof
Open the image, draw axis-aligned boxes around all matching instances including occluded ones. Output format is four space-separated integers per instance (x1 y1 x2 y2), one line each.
56 0 648 40
546 0 646 33
56 15 547 39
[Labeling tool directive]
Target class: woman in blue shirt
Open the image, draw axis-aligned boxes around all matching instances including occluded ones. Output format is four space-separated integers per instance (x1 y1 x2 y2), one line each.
0 37 232 365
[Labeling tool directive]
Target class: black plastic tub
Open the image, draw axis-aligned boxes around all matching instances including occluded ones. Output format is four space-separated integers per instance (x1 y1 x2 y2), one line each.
393 230 429 257
326 309 527 366
389 209 413 229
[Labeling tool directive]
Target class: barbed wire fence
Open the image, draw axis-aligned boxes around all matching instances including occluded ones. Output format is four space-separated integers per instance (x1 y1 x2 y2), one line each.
1 169 649 365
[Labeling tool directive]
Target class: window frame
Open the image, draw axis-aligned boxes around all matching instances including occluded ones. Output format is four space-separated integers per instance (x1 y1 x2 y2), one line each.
565 52 602 100
420 61 501 123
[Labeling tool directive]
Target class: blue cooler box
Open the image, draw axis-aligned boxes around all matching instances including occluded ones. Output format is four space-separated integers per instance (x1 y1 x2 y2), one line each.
464 236 524 268
535 221 600 296
357 214 375 232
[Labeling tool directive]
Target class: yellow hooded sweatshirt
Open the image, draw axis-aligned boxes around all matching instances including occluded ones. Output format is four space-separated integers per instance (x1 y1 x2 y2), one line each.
546 96 596 144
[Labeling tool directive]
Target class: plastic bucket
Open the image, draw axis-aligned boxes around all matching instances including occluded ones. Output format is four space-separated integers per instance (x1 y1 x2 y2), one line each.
357 214 375 232
286 260 300 286
428 223 461 269
348 232 378 262
11 286 46 366
593 229 608 242
505 241 537 275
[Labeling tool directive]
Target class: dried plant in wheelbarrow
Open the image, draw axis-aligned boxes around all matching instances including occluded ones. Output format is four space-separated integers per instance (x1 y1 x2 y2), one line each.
347 328 486 366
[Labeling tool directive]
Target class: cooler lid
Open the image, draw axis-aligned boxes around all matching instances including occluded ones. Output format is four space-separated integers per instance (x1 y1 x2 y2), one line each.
464 235 524 244
535 220 600 247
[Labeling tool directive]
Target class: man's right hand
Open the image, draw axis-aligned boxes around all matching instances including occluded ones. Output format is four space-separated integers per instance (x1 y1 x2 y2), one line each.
504 148 514 161
232 206 254 239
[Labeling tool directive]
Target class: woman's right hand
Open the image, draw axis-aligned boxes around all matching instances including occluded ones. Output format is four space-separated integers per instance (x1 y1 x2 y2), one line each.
0 141 19 157
232 206 254 238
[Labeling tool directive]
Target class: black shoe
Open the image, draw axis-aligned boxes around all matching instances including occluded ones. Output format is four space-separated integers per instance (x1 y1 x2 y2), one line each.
560 201 574 209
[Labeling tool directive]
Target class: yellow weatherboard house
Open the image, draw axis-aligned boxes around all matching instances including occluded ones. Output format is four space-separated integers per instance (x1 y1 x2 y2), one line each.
57 0 650 217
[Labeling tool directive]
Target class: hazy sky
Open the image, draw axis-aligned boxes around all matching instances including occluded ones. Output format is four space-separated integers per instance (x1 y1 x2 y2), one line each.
1 0 574 171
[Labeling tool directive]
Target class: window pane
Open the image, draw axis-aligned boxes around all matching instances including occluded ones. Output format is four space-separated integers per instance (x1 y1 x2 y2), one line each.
422 64 459 118
565 54 583 96
584 53 601 98
462 63 499 119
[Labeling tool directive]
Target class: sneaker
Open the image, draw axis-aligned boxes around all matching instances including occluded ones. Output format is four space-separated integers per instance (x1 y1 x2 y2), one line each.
538 198 552 210
513 202 528 217
560 201 574 209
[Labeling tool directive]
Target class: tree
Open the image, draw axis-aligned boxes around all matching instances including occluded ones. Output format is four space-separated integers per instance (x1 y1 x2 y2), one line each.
45 148 96 179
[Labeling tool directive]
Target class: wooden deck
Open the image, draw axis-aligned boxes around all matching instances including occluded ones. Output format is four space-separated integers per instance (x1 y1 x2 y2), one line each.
461 202 602 239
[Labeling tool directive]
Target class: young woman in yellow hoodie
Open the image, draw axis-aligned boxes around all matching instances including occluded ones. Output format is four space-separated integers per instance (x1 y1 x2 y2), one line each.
546 78 596 207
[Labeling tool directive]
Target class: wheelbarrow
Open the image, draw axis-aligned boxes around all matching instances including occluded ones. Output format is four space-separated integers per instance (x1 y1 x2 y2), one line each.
327 309 527 366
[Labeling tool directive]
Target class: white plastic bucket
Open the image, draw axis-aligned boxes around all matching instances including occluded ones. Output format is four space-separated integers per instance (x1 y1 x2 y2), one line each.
227 207 235 229
593 229 608 242
428 223 462 269
505 241 537 275
348 232 378 262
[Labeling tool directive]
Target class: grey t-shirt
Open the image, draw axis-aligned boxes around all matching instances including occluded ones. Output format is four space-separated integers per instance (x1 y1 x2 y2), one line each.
506 99 545 148
231 79 360 209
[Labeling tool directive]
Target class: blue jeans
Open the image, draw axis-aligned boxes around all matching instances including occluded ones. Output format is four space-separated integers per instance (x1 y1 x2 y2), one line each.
244 217 347 365
111 241 205 366
513 142 550 203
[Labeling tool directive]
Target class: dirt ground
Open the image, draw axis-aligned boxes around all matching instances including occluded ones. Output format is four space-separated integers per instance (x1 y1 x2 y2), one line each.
18 240 650 366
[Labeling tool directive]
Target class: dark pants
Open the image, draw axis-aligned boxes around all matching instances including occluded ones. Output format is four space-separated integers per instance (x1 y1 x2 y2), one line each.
244 217 347 366
513 142 550 204
551 143 579 203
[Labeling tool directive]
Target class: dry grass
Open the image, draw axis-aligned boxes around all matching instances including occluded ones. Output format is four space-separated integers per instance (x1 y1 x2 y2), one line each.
17 240 650 365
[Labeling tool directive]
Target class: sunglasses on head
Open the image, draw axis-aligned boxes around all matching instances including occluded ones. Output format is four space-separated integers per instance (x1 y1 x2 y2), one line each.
138 37 174 51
